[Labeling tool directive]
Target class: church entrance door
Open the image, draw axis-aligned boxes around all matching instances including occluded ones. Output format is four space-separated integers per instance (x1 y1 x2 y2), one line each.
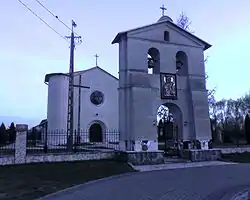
157 104 182 157
89 123 103 142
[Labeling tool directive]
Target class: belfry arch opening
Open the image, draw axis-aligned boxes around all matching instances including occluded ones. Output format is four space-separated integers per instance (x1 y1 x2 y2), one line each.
176 51 188 76
156 103 183 153
148 48 160 74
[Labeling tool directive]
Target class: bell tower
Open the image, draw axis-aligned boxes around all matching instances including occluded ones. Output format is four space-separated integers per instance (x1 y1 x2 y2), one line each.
112 7 212 152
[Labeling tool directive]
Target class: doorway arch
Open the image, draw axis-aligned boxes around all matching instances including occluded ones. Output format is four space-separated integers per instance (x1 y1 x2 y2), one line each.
89 123 103 142
161 102 183 139
156 103 183 154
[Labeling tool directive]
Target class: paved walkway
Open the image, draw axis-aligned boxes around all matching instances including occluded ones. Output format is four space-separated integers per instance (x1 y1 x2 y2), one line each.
39 164 250 200
133 161 237 172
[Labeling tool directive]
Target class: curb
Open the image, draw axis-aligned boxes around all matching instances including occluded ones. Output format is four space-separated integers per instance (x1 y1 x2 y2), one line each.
228 189 250 200
203 184 250 200
37 170 139 200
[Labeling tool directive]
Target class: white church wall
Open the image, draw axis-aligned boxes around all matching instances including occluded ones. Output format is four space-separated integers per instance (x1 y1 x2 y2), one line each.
73 68 119 132
128 22 204 49
46 67 119 145
47 74 69 131
116 17 212 151
124 37 204 142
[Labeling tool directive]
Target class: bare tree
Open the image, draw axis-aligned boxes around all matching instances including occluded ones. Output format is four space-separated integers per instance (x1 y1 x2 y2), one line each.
176 12 215 106
176 11 194 33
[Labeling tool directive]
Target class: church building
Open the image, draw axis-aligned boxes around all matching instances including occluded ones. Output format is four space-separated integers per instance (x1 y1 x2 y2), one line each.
45 8 212 150
44 66 119 143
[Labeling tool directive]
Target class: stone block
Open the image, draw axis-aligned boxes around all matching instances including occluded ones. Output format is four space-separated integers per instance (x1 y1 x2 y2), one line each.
181 149 221 162
116 151 164 165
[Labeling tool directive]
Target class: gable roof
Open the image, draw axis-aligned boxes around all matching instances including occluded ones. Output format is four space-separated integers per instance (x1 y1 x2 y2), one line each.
44 66 118 83
75 66 119 81
112 19 211 50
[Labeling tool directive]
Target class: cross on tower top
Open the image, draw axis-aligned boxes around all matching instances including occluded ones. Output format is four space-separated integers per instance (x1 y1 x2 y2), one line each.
94 54 99 66
160 5 167 16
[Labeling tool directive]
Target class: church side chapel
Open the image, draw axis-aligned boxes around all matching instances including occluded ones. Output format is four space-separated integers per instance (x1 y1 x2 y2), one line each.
45 6 212 157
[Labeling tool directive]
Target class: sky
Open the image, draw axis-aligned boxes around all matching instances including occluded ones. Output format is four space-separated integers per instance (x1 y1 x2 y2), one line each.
0 0 249 127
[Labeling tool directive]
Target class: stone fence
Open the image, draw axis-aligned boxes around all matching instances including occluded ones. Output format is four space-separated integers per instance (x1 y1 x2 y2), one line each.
0 124 116 166
214 147 250 154
1 124 250 166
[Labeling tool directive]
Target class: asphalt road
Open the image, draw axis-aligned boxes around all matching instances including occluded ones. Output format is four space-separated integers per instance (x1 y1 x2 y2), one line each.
40 164 250 200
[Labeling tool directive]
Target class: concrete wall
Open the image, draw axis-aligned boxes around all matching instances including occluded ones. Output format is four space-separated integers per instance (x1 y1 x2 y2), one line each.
0 124 116 166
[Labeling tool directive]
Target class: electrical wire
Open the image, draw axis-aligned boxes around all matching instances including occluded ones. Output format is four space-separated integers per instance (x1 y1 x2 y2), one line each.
35 0 79 36
17 0 68 42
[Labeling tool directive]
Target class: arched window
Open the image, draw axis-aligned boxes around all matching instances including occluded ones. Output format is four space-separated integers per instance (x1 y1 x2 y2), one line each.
148 48 160 74
176 51 188 76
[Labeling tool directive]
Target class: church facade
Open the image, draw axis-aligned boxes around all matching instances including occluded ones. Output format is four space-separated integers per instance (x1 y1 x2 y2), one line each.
45 12 212 150
45 66 119 143
113 15 212 151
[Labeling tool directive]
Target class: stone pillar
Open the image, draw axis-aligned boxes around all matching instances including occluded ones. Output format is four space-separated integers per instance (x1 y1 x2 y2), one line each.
15 124 28 164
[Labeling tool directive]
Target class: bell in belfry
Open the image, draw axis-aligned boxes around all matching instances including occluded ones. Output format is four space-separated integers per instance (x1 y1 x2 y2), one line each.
148 57 155 68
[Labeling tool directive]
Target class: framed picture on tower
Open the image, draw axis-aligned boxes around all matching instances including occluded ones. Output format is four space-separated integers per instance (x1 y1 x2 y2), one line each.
160 73 177 99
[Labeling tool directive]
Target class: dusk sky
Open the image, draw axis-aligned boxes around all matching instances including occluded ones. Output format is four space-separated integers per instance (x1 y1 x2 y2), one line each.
0 0 249 127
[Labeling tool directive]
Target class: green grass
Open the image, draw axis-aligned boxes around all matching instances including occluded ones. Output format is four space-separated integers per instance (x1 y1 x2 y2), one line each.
0 160 134 200
221 152 250 163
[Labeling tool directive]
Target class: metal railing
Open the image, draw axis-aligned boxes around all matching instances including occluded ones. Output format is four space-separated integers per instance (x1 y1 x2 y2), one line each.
26 129 120 154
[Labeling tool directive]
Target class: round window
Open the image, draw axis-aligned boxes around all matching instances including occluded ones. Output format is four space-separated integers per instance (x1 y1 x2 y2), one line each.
90 91 104 105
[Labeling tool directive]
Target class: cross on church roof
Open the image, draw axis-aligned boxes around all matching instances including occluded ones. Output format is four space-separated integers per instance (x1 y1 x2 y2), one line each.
94 54 99 66
160 4 167 16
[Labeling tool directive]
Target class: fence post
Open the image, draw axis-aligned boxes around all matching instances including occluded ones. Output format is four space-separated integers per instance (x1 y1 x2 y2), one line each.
15 124 28 164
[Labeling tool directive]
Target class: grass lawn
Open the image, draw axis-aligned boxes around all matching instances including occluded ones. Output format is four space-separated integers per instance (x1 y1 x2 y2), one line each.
0 160 135 200
221 152 250 163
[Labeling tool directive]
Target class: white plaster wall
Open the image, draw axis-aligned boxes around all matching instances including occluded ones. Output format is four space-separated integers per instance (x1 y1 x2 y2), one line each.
74 68 119 132
117 19 211 144
46 68 119 135
47 75 69 131
128 22 204 49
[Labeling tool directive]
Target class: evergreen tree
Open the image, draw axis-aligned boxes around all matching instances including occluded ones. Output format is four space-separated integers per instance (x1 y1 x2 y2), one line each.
245 114 250 144
0 123 8 144
8 122 16 143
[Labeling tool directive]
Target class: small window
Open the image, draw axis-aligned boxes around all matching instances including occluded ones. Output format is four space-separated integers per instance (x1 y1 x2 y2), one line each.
164 31 169 41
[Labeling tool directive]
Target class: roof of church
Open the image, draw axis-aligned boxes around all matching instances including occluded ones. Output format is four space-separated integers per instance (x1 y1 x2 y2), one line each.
74 66 118 81
112 17 211 50
44 66 118 83
44 73 68 83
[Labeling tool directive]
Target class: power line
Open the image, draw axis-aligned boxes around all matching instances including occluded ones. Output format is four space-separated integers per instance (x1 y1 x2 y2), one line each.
35 0 79 36
17 0 68 42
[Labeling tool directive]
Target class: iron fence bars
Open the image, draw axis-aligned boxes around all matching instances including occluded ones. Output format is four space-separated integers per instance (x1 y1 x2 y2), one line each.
26 129 120 154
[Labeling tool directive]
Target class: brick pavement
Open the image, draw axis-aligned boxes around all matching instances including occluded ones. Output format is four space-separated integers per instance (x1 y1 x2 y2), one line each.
39 164 250 200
